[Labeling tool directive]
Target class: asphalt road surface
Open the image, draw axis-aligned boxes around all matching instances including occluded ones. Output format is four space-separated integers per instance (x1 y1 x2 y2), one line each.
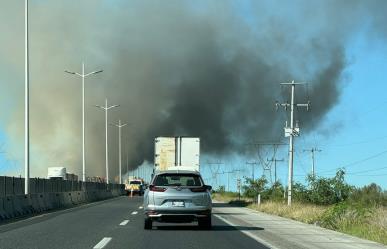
0 196 269 249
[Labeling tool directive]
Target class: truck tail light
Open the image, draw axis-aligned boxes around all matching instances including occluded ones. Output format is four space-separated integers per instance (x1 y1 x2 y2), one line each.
149 185 167 192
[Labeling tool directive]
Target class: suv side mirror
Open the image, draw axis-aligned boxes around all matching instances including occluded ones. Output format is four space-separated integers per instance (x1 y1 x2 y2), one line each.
205 185 212 191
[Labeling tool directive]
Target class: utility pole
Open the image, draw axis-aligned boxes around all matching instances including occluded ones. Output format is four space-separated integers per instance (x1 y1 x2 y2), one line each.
246 142 286 182
24 0 30 195
246 161 259 180
65 65 103 182
267 158 284 183
95 99 119 184
232 169 242 192
276 80 310 206
221 171 232 192
207 161 223 188
111 120 127 184
303 148 321 177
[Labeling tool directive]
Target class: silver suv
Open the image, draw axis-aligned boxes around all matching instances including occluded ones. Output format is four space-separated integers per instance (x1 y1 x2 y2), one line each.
143 170 212 229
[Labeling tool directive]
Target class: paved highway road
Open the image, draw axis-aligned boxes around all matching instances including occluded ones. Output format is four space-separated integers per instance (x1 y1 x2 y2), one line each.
0 196 268 249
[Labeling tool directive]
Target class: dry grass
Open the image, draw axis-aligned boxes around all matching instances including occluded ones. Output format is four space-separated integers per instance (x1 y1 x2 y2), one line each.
248 201 328 224
369 207 387 230
212 193 249 203
337 207 387 245
213 194 387 245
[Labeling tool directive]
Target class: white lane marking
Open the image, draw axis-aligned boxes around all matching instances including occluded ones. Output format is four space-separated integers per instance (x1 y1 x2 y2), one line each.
119 220 129 226
93 237 112 249
131 211 138 215
214 214 280 249
139 206 143 209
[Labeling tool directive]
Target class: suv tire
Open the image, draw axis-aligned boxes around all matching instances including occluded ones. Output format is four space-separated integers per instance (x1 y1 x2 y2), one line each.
198 216 211 230
144 218 152 230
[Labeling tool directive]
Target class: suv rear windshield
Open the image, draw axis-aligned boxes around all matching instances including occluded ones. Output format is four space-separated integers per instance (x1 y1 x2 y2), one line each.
153 174 203 187
129 180 142 185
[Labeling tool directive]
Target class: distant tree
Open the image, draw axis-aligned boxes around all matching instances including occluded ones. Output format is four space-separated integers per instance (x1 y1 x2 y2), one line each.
216 185 226 193
292 182 310 202
307 169 353 205
242 176 268 198
265 181 285 201
350 183 387 207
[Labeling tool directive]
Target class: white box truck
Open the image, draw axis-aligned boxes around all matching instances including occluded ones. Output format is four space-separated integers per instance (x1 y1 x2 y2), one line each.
154 137 200 172
47 167 67 180
47 167 78 181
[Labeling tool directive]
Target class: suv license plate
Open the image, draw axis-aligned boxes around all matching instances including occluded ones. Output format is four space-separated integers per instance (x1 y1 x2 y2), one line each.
172 201 185 207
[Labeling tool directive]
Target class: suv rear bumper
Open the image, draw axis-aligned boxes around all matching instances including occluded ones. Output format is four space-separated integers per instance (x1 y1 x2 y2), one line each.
145 209 211 222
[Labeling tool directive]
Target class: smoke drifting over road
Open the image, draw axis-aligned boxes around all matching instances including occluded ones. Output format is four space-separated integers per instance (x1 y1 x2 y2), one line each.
0 1 386 177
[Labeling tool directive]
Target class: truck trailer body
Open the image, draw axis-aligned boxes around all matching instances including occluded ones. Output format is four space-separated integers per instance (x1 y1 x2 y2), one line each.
154 137 200 172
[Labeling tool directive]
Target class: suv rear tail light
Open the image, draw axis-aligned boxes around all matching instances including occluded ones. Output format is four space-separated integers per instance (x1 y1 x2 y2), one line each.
149 185 167 192
190 186 207 192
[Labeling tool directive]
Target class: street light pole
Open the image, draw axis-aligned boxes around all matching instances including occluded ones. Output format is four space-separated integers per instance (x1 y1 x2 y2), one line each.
65 64 103 182
24 0 30 195
111 120 127 184
96 99 119 184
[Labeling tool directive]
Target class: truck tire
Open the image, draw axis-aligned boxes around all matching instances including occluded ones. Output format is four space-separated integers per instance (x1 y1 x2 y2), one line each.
198 216 211 230
144 218 152 230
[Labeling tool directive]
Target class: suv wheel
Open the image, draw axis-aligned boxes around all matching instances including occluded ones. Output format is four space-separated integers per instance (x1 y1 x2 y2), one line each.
144 218 152 230
198 216 211 230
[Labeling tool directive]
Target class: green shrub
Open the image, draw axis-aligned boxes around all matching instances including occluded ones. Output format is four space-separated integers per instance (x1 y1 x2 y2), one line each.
242 176 268 198
307 169 353 205
349 183 387 207
320 202 374 230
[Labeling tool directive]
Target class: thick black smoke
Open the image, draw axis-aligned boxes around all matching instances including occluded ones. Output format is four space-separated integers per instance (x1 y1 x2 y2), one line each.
0 0 386 178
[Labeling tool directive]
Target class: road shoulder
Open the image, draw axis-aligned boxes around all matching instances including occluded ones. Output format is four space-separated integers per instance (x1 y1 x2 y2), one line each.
213 202 387 249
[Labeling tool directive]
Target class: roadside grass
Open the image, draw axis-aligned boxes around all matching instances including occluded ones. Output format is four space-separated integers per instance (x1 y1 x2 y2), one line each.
327 206 387 245
213 194 387 245
249 201 327 224
212 192 244 203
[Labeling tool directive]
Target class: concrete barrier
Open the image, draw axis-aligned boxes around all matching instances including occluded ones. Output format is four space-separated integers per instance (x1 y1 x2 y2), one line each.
0 177 125 222
43 194 53 210
86 191 97 202
3 196 15 218
48 193 61 209
37 194 47 212
57 192 65 208
71 192 80 205
62 192 73 207
77 191 86 204
11 196 24 216
0 177 5 198
0 197 7 220
19 195 33 215
30 194 42 213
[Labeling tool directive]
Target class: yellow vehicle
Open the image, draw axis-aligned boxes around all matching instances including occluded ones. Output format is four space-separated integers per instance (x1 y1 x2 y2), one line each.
125 178 144 196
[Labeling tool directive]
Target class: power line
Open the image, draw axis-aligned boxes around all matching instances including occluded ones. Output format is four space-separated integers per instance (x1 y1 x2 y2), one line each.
246 161 259 180
348 165 387 175
207 161 223 188
319 149 387 174
319 135 387 148
267 158 284 183
349 173 387 177
295 165 387 177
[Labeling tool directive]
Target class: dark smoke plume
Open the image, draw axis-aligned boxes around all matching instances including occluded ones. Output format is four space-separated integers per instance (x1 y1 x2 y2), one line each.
0 0 386 178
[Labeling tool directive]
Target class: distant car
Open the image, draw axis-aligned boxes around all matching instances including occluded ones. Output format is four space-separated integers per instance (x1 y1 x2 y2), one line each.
127 180 144 196
143 170 212 230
